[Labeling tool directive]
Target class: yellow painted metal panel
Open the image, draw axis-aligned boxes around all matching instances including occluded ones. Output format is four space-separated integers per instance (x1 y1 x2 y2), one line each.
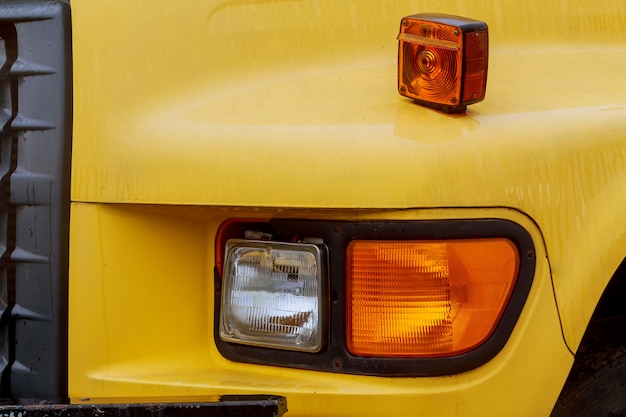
71 0 626 209
69 204 570 416
69 0 626 414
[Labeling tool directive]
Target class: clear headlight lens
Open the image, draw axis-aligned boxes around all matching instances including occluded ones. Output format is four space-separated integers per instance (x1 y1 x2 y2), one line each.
220 239 326 352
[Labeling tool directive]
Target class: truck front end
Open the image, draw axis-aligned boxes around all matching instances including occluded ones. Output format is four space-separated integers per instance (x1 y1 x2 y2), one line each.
1 1 626 416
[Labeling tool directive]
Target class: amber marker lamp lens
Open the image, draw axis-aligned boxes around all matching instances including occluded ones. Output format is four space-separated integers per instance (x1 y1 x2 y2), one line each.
397 13 488 113
346 239 518 357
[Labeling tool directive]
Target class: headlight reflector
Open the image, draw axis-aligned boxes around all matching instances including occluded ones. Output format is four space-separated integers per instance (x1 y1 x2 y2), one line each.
220 239 326 352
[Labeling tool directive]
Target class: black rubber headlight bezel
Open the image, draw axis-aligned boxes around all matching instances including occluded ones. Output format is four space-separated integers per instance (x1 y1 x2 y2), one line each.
214 218 535 377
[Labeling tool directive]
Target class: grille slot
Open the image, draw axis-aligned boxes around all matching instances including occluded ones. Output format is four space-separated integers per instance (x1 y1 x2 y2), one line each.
0 1 71 402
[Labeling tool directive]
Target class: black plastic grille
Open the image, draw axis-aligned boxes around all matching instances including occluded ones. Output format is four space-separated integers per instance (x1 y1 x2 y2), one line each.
0 1 71 402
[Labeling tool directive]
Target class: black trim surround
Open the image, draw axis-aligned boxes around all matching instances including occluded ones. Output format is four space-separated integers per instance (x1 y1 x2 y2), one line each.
215 219 536 377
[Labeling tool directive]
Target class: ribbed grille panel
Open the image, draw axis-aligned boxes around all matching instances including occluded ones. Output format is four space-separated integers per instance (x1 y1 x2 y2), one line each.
0 0 71 402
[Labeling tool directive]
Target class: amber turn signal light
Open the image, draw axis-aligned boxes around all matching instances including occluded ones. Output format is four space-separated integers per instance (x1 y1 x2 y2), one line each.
398 14 488 113
346 239 518 357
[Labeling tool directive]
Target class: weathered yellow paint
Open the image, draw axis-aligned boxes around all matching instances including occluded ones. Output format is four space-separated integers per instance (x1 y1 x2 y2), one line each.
69 204 569 416
69 0 626 415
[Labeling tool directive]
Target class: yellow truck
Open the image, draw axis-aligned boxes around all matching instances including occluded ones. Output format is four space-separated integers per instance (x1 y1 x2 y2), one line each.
1 0 625 416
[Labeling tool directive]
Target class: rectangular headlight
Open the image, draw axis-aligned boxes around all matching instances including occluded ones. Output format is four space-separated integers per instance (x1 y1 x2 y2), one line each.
220 239 327 352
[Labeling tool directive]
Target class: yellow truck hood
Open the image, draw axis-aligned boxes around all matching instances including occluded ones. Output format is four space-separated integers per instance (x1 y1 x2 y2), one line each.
71 0 626 210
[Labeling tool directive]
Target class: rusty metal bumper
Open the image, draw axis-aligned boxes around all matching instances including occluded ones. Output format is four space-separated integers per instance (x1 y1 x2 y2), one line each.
0 396 287 417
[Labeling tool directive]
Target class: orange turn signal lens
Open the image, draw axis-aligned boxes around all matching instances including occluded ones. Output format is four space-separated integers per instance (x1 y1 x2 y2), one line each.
346 239 518 357
398 14 488 113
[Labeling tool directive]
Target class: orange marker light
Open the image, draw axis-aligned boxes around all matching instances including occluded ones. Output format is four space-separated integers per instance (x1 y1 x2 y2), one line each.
398 14 488 113
346 239 518 357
